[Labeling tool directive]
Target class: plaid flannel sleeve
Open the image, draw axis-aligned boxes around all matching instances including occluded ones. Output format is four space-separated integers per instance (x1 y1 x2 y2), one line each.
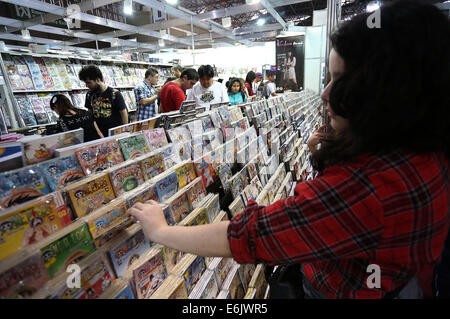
134 86 145 104
227 166 385 266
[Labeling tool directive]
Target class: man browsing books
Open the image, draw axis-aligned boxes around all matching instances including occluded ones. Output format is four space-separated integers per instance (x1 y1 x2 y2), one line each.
160 68 199 113
134 68 161 120
79 65 128 137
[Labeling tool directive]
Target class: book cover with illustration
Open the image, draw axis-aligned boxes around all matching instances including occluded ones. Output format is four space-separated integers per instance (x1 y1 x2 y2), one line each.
144 128 168 151
162 247 186 274
86 200 128 240
183 256 206 296
66 173 116 218
22 56 45 90
117 133 149 161
132 249 167 299
165 191 192 224
3 55 25 91
42 58 65 90
125 184 158 209
194 160 216 188
185 177 207 209
139 153 165 181
13 56 35 90
167 126 191 144
0 192 72 261
109 162 145 197
201 116 215 132
107 228 151 278
75 140 124 176
38 155 85 192
205 195 220 224
40 222 96 278
53 59 72 89
154 172 179 202
175 162 197 189
199 270 220 299
150 275 187 299
0 252 50 299
0 165 52 210
22 129 84 165
15 96 37 127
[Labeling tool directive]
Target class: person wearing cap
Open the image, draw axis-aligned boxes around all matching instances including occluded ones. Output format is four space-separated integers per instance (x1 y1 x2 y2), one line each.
252 72 263 94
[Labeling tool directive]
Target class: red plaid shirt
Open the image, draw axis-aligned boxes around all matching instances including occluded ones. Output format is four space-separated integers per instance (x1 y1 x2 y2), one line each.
227 150 450 298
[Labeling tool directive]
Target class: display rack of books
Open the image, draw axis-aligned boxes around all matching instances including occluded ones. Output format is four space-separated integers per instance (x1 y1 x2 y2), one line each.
0 89 323 299
0 51 173 130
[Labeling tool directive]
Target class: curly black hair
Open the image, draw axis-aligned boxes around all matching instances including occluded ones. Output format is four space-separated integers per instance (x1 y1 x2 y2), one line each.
78 65 103 82
313 0 450 171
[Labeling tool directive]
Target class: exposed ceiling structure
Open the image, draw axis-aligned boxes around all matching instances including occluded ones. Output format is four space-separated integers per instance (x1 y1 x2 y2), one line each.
0 0 447 55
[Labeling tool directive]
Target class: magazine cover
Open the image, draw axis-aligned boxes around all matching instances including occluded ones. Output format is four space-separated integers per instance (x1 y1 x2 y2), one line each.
66 173 116 218
75 140 124 176
38 154 85 192
162 144 183 169
139 153 165 181
144 128 168 151
185 177 207 209
0 165 52 210
125 184 158 209
0 252 50 299
22 129 84 165
117 134 149 160
194 160 216 188
154 172 179 202
133 250 167 299
0 192 72 260
162 247 185 274
167 191 192 224
109 162 145 197
175 162 197 189
87 200 128 240
40 222 96 278
107 229 151 277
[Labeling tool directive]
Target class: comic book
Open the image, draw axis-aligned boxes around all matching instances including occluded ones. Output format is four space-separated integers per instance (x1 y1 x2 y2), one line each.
144 128 168 151
182 177 206 210
161 143 184 169
0 252 50 299
229 195 246 217
248 264 267 299
85 199 128 240
186 120 203 137
3 55 25 91
13 56 34 90
138 152 165 181
42 58 65 90
117 133 149 161
174 162 197 189
130 248 167 299
15 96 37 127
22 56 45 90
188 269 219 299
105 224 151 278
167 125 191 144
209 257 234 289
0 164 52 210
164 189 192 224
238 263 256 291
109 162 145 197
154 171 179 202
179 205 209 227
194 159 216 188
201 115 215 132
53 59 72 89
66 173 116 218
40 221 96 278
38 154 85 192
173 255 206 296
22 128 84 165
124 183 158 209
205 194 220 223
224 265 245 299
75 140 124 176
150 275 187 299
162 247 186 275
217 163 232 191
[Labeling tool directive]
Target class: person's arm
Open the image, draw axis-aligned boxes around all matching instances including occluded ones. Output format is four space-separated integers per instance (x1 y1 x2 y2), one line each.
113 91 129 124
120 109 128 124
93 121 104 138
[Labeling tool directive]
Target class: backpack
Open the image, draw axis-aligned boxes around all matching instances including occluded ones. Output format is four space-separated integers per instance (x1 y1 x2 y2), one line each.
256 80 270 99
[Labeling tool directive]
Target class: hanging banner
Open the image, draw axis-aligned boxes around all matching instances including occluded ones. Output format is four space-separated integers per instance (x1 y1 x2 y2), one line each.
275 36 305 91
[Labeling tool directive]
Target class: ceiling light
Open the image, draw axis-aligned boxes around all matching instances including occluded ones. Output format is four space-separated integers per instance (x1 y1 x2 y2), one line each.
366 1 380 12
21 29 31 39
158 39 165 47
257 18 265 26
246 0 260 4
222 17 232 28
124 0 133 15
166 0 178 4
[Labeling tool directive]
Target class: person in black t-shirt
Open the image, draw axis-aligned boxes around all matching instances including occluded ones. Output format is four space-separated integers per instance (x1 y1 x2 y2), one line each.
78 65 128 137
50 94 103 142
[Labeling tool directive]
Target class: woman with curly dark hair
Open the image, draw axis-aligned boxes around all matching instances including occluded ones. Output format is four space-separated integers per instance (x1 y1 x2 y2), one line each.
127 1 449 299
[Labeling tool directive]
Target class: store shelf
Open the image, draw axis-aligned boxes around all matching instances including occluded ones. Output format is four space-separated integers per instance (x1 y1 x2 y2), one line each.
13 86 136 93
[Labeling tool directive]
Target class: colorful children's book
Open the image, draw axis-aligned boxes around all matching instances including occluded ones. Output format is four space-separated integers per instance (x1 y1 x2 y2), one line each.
0 164 52 210
65 173 116 218
139 153 165 181
194 160 216 188
22 129 84 165
164 190 192 224
131 248 167 299
144 128 168 151
38 154 85 192
22 56 45 90
108 162 145 197
0 252 50 299
40 222 96 278
85 199 128 240
105 224 151 278
175 162 197 189
75 140 124 176
154 172 179 202
124 183 158 209
0 192 72 260
117 133 149 160
184 177 207 209
42 58 65 90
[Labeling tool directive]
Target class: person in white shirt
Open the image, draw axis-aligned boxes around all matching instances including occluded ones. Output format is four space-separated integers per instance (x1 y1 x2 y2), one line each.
186 65 229 111
265 71 277 98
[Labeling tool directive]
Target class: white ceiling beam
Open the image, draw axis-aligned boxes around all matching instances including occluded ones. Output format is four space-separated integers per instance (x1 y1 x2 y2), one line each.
260 0 287 29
